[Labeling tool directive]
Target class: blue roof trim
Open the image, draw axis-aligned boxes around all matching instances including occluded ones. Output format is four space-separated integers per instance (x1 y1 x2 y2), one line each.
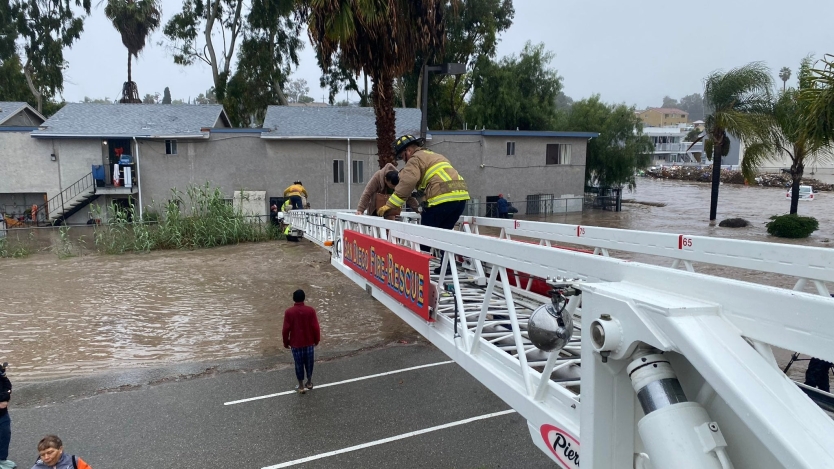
210 128 267 133
430 130 599 138
0 126 39 132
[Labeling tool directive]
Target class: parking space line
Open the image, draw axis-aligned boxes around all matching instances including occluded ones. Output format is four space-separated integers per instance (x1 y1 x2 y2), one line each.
261 409 517 468
224 361 454 406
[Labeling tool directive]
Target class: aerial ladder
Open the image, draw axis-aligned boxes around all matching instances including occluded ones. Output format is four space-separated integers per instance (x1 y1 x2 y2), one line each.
289 209 834 469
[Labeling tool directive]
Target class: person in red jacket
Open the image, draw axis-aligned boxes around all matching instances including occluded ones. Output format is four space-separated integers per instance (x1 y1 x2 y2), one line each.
282 289 321 394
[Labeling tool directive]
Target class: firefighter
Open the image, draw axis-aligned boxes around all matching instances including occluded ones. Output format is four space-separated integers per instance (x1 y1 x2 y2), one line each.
379 136 469 273
378 135 469 225
284 181 308 210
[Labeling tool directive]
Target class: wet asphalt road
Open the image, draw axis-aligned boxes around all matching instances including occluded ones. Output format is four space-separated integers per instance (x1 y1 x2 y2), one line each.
6 344 555 468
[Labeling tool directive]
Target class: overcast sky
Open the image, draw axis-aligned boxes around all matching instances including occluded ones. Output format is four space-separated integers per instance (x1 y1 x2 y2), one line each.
61 0 834 109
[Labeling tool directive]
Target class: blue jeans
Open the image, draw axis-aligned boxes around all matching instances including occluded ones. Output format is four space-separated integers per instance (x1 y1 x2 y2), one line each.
289 196 303 210
0 413 10 460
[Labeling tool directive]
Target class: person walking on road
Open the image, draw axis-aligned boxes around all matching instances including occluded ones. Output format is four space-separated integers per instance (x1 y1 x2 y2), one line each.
31 435 92 469
356 163 419 217
282 289 320 394
0 362 14 469
284 181 308 210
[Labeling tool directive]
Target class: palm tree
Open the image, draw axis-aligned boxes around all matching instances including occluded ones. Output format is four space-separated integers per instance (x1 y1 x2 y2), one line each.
694 62 773 221
803 54 834 145
779 66 792 92
304 0 446 168
743 59 833 214
104 0 162 103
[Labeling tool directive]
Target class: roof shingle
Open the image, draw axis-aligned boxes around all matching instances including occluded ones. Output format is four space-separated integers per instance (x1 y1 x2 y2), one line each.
0 102 45 126
32 103 229 138
262 106 421 139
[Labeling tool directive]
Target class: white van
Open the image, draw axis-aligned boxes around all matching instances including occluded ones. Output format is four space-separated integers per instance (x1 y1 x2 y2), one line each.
785 185 815 201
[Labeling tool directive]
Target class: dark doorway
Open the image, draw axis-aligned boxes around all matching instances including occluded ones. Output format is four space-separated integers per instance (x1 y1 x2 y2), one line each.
107 139 131 182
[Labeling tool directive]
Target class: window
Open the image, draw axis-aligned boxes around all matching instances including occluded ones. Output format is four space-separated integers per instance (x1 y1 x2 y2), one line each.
333 159 345 183
352 160 364 184
545 144 572 165
165 139 177 155
506 141 516 156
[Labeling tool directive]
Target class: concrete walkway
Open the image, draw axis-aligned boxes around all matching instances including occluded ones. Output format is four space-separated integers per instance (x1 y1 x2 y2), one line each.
7 344 555 468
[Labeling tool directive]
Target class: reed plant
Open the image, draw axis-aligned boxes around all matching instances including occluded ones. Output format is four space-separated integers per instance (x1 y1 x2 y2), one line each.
92 182 283 253
0 232 35 258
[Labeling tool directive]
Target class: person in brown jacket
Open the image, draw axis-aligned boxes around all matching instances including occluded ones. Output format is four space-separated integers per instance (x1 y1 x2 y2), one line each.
356 163 420 217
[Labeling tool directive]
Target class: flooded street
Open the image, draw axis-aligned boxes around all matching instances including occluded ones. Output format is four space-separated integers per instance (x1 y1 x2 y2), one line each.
0 241 416 382
1 178 830 382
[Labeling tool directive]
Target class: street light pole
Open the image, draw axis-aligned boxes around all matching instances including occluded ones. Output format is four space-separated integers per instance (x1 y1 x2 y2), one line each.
420 63 466 141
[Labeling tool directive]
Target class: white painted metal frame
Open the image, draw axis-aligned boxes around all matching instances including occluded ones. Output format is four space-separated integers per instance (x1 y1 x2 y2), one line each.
290 210 834 468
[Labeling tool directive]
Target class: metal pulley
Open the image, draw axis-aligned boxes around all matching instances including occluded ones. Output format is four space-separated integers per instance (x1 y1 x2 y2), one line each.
528 287 577 352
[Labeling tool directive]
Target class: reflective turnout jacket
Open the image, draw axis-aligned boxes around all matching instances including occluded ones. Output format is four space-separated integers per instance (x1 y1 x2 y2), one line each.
284 184 308 198
385 149 469 209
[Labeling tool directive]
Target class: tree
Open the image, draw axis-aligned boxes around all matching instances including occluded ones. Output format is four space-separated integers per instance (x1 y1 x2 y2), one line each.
555 91 573 111
194 89 217 104
662 96 679 108
802 54 834 145
697 62 773 220
679 93 705 121
305 0 447 168
104 0 161 103
779 66 792 92
163 0 246 101
685 127 702 142
162 86 172 103
83 96 114 103
11 0 92 112
0 56 32 104
171 98 186 104
743 58 833 214
407 0 515 130
318 54 371 107
466 42 562 131
284 78 311 103
560 95 653 189
142 93 158 104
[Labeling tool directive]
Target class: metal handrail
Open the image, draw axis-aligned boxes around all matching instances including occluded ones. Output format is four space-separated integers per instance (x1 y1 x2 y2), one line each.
38 172 95 222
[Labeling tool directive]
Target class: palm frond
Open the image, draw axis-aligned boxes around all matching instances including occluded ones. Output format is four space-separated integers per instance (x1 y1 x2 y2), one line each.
741 141 776 183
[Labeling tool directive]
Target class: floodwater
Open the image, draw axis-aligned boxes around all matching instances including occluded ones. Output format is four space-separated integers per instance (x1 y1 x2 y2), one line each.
0 241 416 382
1 178 831 382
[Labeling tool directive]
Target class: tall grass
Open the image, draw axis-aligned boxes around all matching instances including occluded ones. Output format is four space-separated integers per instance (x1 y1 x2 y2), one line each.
0 232 35 258
92 183 283 254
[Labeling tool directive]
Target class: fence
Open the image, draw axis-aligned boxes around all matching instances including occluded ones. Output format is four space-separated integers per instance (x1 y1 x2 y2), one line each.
463 196 583 218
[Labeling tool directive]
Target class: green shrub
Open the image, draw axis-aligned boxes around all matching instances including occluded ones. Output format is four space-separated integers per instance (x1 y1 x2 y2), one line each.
91 182 284 254
766 214 819 238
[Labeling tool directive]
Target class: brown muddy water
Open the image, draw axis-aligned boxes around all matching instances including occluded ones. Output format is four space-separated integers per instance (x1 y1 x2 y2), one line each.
0 241 416 382
1 178 831 382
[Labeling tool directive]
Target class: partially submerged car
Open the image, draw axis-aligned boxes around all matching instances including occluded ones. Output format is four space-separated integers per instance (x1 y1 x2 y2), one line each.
786 185 815 201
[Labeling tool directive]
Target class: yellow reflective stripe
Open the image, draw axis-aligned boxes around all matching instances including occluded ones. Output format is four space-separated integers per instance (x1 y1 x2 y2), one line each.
420 162 453 188
427 191 470 206
388 194 406 208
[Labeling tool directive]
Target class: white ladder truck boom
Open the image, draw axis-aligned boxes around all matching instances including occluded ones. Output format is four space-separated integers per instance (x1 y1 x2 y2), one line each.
288 210 834 469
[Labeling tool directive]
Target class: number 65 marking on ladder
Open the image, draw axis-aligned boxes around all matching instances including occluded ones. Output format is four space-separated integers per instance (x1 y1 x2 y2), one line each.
678 235 693 249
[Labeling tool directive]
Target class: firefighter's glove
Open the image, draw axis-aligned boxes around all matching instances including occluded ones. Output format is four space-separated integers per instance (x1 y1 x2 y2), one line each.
377 205 392 217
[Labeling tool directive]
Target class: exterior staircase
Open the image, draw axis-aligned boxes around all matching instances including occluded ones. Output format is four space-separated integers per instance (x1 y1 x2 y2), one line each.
38 172 99 225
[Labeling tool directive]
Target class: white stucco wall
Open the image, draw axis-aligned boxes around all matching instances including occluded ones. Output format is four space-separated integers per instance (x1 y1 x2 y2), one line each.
0 132 60 197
